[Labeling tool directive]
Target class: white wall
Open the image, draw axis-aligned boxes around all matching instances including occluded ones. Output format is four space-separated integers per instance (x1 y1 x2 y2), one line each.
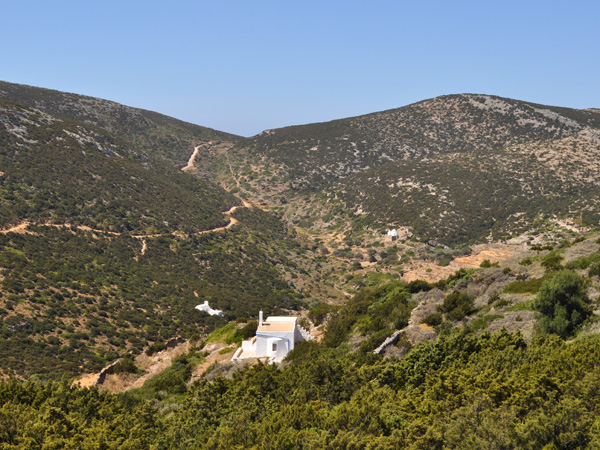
256 331 293 358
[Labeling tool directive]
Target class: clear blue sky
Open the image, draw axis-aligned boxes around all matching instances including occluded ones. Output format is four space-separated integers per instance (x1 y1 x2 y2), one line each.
2 1 598 136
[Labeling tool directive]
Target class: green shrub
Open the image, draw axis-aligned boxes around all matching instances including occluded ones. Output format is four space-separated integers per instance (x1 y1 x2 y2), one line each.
505 274 551 294
488 291 501 305
140 354 192 395
113 355 138 374
406 279 432 294
589 262 600 278
284 340 320 362
565 253 600 270
438 256 452 266
308 303 334 326
438 290 475 321
359 329 393 354
146 341 166 356
421 313 443 327
541 251 564 272
439 268 477 290
468 314 504 332
532 270 592 339
494 298 513 308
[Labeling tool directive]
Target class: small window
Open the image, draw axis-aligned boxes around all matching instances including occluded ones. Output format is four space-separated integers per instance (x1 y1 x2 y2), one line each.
272 342 277 352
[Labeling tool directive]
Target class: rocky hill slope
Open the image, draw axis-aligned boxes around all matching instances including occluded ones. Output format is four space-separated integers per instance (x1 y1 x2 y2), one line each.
215 94 600 246
0 80 241 167
1 84 600 449
0 98 307 379
2 82 600 380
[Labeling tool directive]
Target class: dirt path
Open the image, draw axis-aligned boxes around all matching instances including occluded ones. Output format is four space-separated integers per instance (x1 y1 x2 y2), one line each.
0 202 251 240
182 145 202 171
77 373 99 388
1 145 262 239
225 151 240 188
0 222 31 234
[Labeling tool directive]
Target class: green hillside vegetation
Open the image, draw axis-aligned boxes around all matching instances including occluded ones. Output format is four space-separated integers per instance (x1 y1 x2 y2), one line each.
0 80 241 167
3 330 600 448
320 236 600 352
1 239 599 447
329 145 600 245
3 82 600 448
215 94 600 246
0 99 238 233
0 209 305 378
322 281 416 350
0 99 315 379
233 94 600 192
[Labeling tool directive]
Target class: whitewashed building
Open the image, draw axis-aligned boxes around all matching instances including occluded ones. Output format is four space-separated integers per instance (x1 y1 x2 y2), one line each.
387 229 399 241
195 301 223 317
232 311 312 363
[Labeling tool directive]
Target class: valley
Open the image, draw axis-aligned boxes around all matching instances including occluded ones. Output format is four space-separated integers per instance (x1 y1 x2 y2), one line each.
1 81 600 448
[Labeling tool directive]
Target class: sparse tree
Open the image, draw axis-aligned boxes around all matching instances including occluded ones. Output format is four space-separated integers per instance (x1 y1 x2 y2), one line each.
533 270 591 339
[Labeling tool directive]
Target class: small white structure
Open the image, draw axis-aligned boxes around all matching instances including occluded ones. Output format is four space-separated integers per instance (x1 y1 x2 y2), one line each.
232 311 312 363
387 229 399 241
195 301 223 317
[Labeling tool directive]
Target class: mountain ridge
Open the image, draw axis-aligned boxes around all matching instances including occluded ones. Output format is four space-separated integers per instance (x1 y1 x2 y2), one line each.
2 81 600 378
0 80 242 167
213 93 600 246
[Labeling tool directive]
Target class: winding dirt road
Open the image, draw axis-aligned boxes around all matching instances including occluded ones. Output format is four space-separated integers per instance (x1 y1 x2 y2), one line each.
1 146 255 243
0 205 245 239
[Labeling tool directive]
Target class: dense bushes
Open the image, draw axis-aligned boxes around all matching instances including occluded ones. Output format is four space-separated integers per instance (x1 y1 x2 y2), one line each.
230 94 600 247
0 208 303 378
3 328 600 448
323 282 414 348
0 101 238 234
0 379 158 449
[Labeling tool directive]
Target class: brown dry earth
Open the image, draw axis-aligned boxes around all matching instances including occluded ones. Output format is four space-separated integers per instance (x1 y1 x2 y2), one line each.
401 243 527 283
76 339 241 393
76 340 193 392
189 342 239 383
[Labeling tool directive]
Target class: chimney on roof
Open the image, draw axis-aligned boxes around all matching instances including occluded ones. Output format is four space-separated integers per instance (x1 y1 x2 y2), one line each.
259 310 263 326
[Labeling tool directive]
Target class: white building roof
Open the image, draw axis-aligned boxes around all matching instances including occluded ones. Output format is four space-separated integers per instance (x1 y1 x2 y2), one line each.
257 316 297 333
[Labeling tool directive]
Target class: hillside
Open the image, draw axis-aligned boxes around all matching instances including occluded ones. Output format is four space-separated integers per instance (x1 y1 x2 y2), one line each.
2 83 600 449
214 94 600 246
2 83 600 382
2 234 599 449
0 80 241 167
0 99 239 234
0 98 310 379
